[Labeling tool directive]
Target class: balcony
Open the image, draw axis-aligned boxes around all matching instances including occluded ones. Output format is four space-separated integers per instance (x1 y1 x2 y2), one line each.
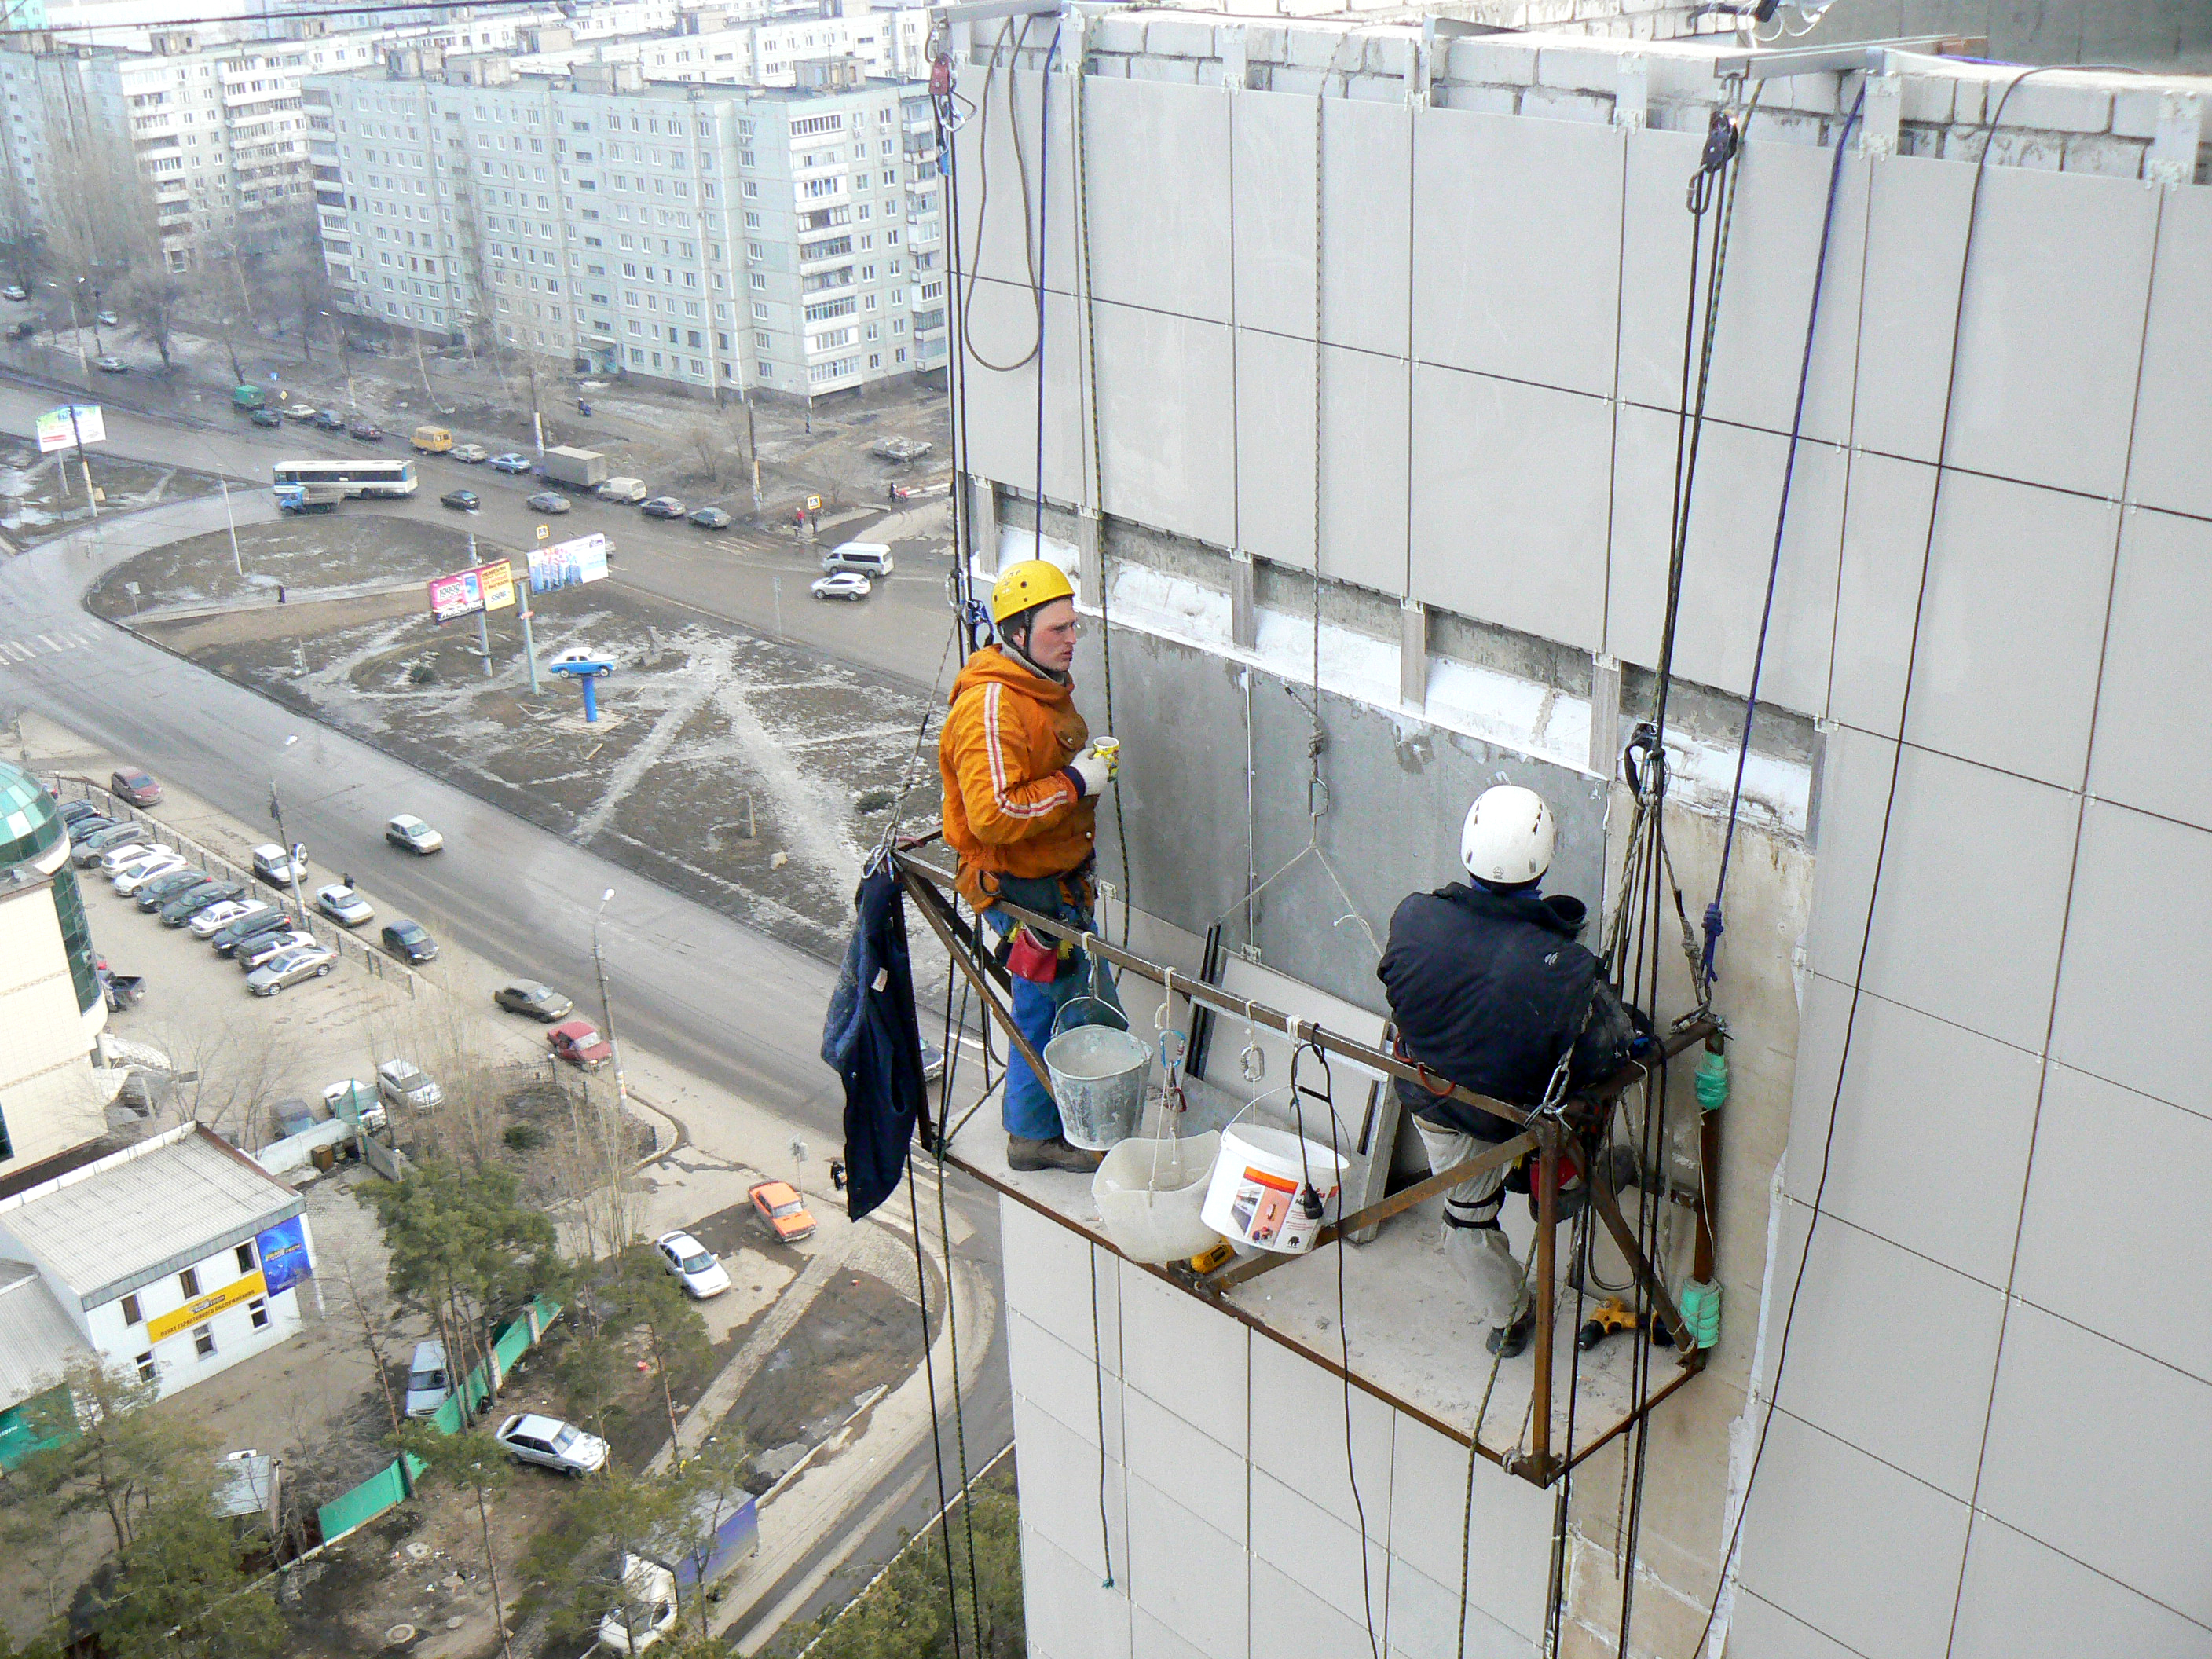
797 235 851 270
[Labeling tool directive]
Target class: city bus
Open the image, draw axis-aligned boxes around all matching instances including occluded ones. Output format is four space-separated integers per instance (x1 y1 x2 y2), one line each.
269 457 419 498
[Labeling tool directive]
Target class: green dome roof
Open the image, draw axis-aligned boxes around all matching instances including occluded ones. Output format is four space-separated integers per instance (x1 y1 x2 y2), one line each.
0 761 61 868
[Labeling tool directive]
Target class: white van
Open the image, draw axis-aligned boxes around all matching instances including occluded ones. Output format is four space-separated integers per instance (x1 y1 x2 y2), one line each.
404 1340 451 1419
821 541 892 577
595 476 649 504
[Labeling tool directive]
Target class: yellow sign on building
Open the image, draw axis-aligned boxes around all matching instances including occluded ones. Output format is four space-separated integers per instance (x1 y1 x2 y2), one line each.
145 1269 267 1344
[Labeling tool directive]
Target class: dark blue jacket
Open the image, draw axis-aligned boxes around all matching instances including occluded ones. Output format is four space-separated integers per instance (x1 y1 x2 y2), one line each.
822 867 932 1220
1377 882 1639 1141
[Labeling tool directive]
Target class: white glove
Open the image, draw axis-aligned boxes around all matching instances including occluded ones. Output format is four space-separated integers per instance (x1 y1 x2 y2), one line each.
1068 750 1114 797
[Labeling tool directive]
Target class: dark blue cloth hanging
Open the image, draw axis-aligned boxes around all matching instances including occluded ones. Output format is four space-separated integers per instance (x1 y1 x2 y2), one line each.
821 865 932 1221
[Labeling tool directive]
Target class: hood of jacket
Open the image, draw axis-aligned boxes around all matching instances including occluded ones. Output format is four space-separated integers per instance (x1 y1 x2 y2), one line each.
947 644 1075 711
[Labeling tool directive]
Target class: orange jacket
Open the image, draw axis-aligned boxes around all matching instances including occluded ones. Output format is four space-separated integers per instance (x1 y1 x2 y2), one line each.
939 646 1096 901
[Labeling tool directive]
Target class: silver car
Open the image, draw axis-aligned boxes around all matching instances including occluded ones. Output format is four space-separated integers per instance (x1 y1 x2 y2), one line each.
246 943 336 996
495 1412 607 1477
376 1058 444 1111
115 852 186 895
316 883 375 926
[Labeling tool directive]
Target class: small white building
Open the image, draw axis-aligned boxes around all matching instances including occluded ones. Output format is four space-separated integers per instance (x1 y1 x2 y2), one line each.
0 1122 317 1401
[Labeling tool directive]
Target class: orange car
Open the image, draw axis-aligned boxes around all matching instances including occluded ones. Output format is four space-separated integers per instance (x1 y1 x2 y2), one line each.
749 1179 816 1243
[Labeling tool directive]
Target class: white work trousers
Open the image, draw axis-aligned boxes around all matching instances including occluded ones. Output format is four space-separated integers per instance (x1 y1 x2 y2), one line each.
1412 1116 1526 1333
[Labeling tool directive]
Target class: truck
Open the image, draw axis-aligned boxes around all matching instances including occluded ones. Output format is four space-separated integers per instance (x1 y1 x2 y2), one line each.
540 445 609 489
232 384 266 412
273 482 344 515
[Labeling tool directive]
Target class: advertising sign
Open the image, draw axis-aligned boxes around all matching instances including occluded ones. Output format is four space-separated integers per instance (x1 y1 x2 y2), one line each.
35 404 104 452
255 1214 313 1297
427 559 516 624
527 532 610 592
146 1269 267 1343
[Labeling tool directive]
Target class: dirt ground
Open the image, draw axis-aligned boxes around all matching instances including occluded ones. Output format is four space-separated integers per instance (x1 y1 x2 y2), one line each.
86 518 496 618
722 1270 923 1492
120 521 941 958
0 430 223 548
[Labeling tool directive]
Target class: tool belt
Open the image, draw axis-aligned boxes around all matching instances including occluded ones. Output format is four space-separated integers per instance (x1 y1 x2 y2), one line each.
966 865 1098 985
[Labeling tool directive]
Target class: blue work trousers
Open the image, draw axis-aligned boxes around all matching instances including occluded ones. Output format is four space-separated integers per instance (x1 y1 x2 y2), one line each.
985 903 1124 1141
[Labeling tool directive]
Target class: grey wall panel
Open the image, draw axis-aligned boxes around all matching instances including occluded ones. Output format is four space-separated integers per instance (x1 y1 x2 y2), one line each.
1231 89 1319 341
1606 405 1844 714
1833 467 2116 790
1617 129 1868 448
1950 1515 2212 1659
2125 186 2212 520
1236 327 1317 569
2049 800 2210 1116
1806 732 2074 1053
1081 76 1232 323
1408 364 1611 654
958 276 1086 504
951 67 1079 296
1853 154 1973 467
1411 107 1624 400
1319 345 1408 595
1944 166 2156 500
1321 97 1411 358
1093 302 1235 548
2088 506 2212 829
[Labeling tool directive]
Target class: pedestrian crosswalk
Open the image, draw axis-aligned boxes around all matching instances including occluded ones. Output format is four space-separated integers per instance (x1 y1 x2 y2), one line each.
0 629 95 663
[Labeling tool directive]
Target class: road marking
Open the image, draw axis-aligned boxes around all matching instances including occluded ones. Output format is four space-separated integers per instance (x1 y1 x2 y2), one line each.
34 633 59 650
0 641 32 661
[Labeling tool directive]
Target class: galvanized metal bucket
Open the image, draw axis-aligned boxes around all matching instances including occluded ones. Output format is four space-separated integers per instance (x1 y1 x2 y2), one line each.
1043 995 1151 1152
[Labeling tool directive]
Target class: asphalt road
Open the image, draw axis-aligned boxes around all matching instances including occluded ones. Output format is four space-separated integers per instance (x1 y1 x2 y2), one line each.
0 385 1014 1645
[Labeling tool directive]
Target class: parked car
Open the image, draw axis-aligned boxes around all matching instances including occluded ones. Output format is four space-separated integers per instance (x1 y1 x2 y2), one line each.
3 320 32 341
315 882 373 925
281 404 320 422
251 843 306 887
639 496 685 519
73 822 147 865
115 853 187 895
810 572 872 602
213 909 298 957
160 879 246 926
189 898 269 939
385 814 444 854
687 506 731 529
101 840 172 877
109 767 161 807
238 927 315 970
440 489 480 511
1 284 24 301
95 308 117 327
135 870 210 910
66 814 118 844
654 1230 731 1298
495 1412 607 1478
494 981 573 1022
375 1058 444 1111
249 408 283 429
525 491 572 515
489 452 533 474
313 410 347 431
404 1340 450 1419
348 419 386 441
596 1555 679 1656
247 943 337 996
548 1019 613 1071
380 918 438 964
56 799 103 826
749 1180 817 1244
93 354 126 374
450 443 489 463
595 477 649 504
323 1076 386 1133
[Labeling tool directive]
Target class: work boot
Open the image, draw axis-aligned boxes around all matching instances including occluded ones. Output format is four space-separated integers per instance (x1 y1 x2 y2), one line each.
1007 1134 1104 1174
1485 1308 1536 1360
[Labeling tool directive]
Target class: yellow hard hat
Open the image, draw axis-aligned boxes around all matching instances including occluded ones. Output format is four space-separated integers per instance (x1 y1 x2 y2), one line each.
989 558 1075 625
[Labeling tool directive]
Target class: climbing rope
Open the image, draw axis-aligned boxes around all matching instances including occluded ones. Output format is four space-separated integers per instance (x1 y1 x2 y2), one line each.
903 1163 965 1659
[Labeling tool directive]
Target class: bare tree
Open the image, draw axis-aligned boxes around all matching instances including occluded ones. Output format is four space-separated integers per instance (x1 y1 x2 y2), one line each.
331 1249 405 1441
141 1012 291 1146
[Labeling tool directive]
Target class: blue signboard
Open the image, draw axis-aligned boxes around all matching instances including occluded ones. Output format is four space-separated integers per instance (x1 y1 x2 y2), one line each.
255 1215 313 1296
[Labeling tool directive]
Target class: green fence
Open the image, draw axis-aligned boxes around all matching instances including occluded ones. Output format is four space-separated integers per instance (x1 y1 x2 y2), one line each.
317 1296 562 1546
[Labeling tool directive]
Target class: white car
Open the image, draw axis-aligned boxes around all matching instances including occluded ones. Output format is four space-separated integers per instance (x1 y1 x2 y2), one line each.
596 1555 679 1655
246 943 337 997
189 898 270 939
495 1412 607 1477
548 646 613 676
102 840 174 877
376 1058 443 1111
240 929 317 972
654 1230 731 1299
114 851 187 894
323 1077 387 1133
385 814 444 854
810 572 872 602
315 882 375 926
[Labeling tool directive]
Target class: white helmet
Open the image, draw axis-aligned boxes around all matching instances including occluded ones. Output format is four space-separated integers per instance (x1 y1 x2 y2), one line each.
1460 785 1555 887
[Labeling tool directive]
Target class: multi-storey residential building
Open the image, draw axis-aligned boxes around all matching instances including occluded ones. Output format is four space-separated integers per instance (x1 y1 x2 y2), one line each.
303 50 945 399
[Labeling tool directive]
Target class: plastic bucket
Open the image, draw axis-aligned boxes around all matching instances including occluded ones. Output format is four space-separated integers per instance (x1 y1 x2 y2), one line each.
1199 1122 1347 1255
1043 1004 1152 1151
1093 1131 1222 1264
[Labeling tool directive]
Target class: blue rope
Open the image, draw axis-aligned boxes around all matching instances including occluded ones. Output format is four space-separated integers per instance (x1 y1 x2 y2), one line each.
1702 88 1866 990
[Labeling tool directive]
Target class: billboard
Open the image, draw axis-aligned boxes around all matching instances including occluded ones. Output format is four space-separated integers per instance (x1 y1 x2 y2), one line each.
427 559 516 624
527 532 610 592
146 1269 268 1343
35 405 104 452
255 1214 313 1296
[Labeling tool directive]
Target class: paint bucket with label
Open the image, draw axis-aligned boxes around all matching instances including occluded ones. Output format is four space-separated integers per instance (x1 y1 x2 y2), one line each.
1199 1121 1346 1255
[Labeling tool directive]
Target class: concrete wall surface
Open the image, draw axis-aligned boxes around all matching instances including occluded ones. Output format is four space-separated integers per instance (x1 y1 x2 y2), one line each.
959 22 2212 1659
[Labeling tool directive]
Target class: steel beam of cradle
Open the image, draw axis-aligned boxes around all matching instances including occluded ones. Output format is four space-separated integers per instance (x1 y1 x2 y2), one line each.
899 865 1058 1104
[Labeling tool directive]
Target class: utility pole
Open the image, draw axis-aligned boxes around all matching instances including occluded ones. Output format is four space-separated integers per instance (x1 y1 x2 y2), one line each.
67 403 96 522
744 391 761 517
267 734 306 922
220 476 241 574
526 359 544 455
468 532 491 677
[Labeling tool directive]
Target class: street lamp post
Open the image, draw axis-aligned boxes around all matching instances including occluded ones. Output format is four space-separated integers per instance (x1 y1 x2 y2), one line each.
266 734 307 922
220 477 242 575
590 888 629 1118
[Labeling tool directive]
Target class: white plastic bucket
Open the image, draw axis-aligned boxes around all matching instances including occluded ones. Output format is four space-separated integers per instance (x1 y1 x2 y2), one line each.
1093 1131 1221 1265
1199 1122 1346 1256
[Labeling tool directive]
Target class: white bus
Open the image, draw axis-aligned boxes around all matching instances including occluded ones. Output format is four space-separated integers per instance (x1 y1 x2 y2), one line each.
270 457 419 498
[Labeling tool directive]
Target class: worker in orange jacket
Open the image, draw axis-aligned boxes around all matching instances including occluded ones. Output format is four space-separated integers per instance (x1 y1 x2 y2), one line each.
939 559 1122 1172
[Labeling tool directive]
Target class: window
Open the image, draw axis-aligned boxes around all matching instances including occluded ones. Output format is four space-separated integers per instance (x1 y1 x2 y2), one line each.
751 273 766 290
752 302 769 320
236 1241 256 1275
122 1294 143 1325
756 331 771 350
135 1351 156 1383
249 1298 269 1331
193 1324 216 1360
179 1266 200 1298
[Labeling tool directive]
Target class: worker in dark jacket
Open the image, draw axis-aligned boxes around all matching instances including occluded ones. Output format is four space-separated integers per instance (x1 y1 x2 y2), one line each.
1377 785 1640 1358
